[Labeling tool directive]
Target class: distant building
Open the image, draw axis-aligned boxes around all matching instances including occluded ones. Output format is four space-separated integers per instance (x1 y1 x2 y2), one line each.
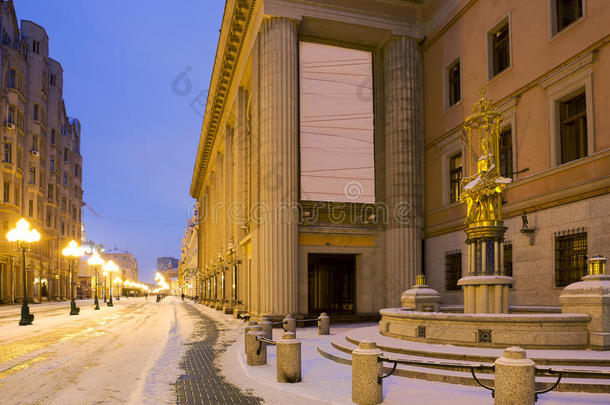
0 1 84 304
179 203 198 296
157 256 179 272
103 249 139 282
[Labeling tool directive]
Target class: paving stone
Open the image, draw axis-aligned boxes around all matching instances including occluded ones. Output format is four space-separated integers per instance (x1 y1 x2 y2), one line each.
175 304 263 405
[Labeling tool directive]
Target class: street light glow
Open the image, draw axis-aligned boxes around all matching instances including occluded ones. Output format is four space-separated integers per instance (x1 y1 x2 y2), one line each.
88 252 105 266
7 218 41 243
62 240 85 258
103 260 119 273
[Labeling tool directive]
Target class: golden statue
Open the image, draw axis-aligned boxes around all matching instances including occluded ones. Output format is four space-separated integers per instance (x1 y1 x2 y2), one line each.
459 89 511 226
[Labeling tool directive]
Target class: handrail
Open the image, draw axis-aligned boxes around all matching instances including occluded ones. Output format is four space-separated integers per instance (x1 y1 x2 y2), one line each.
535 366 610 379
379 356 496 397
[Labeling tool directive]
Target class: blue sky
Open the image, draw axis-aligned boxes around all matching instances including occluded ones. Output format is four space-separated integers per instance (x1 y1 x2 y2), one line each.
15 1 225 282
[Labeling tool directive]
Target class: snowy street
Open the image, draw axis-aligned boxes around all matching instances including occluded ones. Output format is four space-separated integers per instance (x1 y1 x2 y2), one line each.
0 296 194 405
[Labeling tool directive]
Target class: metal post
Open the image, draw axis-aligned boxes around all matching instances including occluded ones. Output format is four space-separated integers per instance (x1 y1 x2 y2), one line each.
107 271 113 307
69 258 80 315
19 245 34 326
94 266 100 310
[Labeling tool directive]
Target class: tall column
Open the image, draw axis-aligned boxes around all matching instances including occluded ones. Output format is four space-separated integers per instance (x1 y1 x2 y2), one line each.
235 87 249 310
383 36 424 307
256 17 299 315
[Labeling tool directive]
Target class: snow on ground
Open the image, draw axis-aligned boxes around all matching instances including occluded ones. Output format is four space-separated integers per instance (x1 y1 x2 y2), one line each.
205 308 610 405
0 296 195 405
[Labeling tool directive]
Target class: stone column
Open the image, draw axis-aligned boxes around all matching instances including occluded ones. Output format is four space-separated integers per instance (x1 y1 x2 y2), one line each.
250 34 262 315
223 126 234 314
383 36 424 307
256 17 299 316
234 87 249 313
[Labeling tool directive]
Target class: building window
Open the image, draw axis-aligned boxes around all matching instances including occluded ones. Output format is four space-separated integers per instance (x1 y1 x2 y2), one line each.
74 164 80 177
51 129 56 144
63 172 68 185
555 231 587 287
64 148 69 162
14 184 19 206
499 127 513 178
503 243 513 277
32 40 40 54
50 157 55 171
4 143 11 163
61 222 65 236
447 59 461 107
449 153 462 203
62 196 66 211
17 147 22 168
490 21 510 77
32 135 38 152
3 181 10 202
554 0 583 33
28 200 33 217
33 104 40 121
445 252 462 291
8 69 16 88
559 91 587 164
50 74 56 86
48 184 53 199
29 167 36 184
8 105 15 124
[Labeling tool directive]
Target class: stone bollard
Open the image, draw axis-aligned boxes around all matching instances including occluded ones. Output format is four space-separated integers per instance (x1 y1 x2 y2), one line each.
494 347 536 405
276 332 301 383
283 314 296 334
246 326 267 366
244 321 258 354
260 316 273 340
352 341 383 405
318 312 330 335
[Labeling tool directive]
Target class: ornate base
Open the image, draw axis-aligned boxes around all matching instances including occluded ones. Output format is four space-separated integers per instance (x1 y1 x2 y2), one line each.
458 275 514 313
400 284 440 312
19 304 34 326
70 300 80 315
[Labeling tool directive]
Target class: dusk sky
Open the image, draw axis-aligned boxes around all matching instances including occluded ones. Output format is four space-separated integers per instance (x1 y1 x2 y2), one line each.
15 1 225 283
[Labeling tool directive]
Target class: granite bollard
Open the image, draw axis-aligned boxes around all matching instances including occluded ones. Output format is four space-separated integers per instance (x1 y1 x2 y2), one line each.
494 347 535 405
260 316 273 340
246 325 267 366
244 321 258 354
352 341 383 405
283 314 296 334
318 312 330 335
276 332 301 383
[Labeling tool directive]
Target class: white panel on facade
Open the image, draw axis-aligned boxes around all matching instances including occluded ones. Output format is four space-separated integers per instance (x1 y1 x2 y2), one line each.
299 42 375 203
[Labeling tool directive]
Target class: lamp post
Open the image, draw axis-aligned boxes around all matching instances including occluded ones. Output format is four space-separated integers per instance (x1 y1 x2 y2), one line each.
88 252 104 310
104 260 118 307
62 240 84 315
7 218 40 326
115 277 122 301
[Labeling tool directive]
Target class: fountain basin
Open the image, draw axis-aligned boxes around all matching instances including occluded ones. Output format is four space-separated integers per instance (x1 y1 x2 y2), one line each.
380 308 592 349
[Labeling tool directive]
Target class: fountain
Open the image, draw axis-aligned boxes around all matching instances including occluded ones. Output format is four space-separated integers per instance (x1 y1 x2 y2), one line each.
379 90 610 350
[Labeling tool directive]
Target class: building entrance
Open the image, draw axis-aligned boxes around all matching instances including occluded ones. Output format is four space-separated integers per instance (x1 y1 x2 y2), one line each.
308 254 355 314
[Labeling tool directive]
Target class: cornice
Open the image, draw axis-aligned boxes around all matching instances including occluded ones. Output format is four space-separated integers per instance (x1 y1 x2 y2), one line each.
190 0 256 198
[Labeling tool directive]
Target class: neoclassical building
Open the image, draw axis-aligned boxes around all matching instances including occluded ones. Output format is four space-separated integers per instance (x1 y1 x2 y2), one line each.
0 1 84 304
190 0 609 317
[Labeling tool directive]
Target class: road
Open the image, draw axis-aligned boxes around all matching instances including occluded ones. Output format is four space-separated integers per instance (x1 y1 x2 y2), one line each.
0 296 259 405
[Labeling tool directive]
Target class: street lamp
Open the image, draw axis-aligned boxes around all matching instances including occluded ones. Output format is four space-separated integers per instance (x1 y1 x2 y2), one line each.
114 277 122 301
103 260 118 307
88 252 104 310
7 218 40 326
62 240 84 315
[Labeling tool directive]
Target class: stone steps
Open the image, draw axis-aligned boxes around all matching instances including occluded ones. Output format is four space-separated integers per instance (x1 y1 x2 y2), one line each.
316 326 610 394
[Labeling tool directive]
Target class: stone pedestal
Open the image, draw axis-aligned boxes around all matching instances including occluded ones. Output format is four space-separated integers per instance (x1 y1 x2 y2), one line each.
560 274 610 350
260 316 273 340
276 332 301 383
244 321 257 354
246 326 266 366
283 314 296 334
318 312 330 335
494 347 535 405
459 275 513 314
400 284 440 312
351 341 383 405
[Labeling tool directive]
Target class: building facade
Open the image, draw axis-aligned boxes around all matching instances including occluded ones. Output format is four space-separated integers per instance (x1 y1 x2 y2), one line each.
178 205 199 297
0 1 84 304
190 0 609 318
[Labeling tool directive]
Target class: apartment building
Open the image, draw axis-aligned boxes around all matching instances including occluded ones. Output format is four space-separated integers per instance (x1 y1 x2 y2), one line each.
0 1 84 304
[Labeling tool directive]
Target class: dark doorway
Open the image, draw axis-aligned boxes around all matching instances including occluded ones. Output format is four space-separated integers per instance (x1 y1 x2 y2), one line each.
308 254 356 314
